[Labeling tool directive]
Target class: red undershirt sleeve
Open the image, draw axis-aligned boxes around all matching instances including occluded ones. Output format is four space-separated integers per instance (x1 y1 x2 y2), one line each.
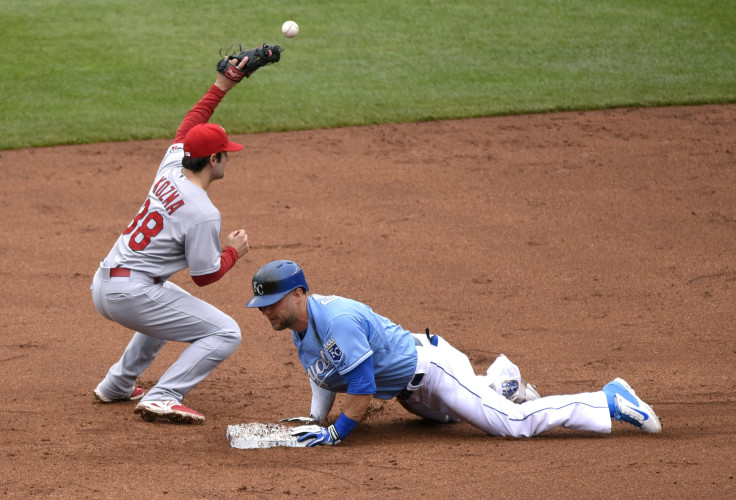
191 246 239 287
173 85 227 144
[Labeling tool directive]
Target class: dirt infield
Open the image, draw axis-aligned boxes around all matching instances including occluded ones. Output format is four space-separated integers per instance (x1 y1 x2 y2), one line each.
1 105 735 499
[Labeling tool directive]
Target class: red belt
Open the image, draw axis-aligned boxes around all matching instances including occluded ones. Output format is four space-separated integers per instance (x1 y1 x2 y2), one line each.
110 267 161 284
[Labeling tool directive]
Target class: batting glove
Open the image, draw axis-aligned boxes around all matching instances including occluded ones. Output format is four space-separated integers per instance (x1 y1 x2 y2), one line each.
290 424 341 447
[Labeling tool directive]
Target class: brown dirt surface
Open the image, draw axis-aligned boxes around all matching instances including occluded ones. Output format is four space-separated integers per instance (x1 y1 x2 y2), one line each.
1 105 735 499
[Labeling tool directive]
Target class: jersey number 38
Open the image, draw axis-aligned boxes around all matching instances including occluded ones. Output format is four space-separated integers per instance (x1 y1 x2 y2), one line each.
123 199 164 251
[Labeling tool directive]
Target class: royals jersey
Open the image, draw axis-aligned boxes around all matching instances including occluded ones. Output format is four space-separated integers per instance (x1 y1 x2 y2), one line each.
101 144 224 279
292 294 418 399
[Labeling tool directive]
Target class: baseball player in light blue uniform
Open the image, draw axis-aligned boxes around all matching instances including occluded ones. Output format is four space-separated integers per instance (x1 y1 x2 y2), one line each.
246 260 661 446
295 294 417 398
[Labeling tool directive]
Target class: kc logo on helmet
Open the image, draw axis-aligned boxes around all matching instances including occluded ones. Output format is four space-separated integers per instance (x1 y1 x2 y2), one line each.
253 281 264 295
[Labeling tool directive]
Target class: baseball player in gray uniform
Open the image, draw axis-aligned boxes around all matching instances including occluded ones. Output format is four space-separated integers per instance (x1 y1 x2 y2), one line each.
245 260 661 445
91 47 279 424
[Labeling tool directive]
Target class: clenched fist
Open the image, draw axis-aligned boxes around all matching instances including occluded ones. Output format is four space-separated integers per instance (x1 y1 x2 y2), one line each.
226 229 249 257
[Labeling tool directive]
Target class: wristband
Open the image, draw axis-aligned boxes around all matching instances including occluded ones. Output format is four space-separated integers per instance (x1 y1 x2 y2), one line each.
333 413 359 439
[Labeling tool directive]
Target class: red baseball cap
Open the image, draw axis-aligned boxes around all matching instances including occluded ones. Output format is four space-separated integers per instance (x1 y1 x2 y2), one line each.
183 123 244 158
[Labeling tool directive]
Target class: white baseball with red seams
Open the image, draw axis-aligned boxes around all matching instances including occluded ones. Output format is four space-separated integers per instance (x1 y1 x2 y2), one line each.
282 20 299 38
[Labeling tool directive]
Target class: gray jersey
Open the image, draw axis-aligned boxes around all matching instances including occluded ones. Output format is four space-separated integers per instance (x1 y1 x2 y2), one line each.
102 143 223 279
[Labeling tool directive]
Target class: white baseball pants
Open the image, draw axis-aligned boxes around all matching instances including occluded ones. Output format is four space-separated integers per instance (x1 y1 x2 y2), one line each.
399 335 612 437
91 266 241 402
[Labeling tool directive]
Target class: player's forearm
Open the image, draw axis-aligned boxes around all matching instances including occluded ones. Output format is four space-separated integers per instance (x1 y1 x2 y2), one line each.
323 394 370 443
173 85 227 144
341 393 372 422
309 378 336 423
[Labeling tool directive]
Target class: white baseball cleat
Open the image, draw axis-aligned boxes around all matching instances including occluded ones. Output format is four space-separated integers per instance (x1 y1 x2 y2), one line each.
519 379 541 402
134 400 205 425
602 378 661 433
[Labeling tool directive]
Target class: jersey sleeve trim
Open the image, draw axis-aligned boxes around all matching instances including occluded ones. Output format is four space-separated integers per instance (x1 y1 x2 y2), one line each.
338 349 373 376
191 246 239 287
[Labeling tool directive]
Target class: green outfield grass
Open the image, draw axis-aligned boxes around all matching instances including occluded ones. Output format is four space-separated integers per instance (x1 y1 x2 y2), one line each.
1 0 734 150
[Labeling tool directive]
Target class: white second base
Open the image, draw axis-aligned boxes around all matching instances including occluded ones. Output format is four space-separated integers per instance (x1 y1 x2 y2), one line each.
227 422 308 449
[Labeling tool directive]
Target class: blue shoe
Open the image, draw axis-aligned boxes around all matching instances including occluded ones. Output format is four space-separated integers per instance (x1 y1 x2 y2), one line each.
602 378 661 433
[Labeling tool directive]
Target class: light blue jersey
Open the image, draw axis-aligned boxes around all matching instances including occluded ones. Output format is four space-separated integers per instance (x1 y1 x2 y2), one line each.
292 294 418 399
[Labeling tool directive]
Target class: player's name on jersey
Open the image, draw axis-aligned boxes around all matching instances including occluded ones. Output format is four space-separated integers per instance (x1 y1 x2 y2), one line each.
152 176 185 215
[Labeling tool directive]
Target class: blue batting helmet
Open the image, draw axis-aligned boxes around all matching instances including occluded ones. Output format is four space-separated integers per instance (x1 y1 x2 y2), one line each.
246 260 309 308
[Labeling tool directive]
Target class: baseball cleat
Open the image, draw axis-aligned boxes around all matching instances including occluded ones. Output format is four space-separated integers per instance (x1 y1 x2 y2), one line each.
602 378 661 433
94 385 145 403
520 379 541 402
134 400 205 425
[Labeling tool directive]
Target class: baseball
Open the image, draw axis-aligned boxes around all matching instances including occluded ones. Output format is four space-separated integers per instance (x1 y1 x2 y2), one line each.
281 20 299 38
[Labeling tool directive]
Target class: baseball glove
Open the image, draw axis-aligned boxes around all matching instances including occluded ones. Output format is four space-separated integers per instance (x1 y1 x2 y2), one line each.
216 44 282 81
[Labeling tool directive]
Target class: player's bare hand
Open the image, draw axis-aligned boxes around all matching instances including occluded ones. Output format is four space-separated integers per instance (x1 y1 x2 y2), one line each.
215 57 249 92
226 229 249 257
